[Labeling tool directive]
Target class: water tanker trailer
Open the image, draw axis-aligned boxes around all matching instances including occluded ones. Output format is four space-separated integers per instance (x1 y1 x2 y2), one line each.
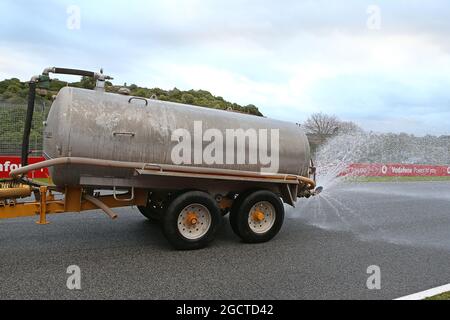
0 67 320 250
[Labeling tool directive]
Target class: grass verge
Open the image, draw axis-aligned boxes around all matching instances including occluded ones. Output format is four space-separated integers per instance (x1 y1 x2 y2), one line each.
0 177 54 186
31 178 54 184
425 291 450 300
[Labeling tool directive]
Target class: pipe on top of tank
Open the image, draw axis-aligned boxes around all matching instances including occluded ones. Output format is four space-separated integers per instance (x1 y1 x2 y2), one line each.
41 67 113 80
30 67 113 83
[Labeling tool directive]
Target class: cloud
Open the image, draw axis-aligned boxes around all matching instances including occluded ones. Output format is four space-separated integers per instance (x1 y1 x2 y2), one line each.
0 0 450 135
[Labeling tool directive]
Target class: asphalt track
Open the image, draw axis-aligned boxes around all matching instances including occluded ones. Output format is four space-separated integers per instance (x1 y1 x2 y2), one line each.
1 181 450 300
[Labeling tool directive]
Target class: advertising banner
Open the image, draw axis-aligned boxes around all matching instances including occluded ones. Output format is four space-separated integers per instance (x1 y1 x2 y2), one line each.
0 156 49 179
341 163 450 177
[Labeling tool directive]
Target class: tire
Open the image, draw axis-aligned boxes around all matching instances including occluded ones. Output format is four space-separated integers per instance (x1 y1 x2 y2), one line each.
229 190 284 243
229 189 255 236
162 191 222 250
137 206 160 223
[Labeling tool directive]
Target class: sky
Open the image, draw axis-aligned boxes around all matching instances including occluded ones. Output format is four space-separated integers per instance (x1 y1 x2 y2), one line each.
0 0 449 136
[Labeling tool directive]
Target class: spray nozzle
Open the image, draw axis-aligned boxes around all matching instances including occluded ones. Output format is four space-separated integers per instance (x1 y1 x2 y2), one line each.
313 186 323 195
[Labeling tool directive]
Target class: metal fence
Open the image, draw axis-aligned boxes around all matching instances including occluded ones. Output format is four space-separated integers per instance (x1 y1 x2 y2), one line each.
0 102 48 156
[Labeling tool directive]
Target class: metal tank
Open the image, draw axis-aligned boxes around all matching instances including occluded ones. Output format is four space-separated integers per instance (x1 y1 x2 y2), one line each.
43 87 310 187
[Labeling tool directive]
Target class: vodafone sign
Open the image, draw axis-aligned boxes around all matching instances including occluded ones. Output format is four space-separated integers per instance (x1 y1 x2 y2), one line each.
0 156 49 179
342 163 450 177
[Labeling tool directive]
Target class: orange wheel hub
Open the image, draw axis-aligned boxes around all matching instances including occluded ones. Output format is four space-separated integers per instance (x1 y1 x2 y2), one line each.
252 210 265 222
186 212 199 226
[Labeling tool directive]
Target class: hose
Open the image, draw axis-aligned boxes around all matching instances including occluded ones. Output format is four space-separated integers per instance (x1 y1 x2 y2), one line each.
21 81 36 167
83 194 118 219
10 156 316 189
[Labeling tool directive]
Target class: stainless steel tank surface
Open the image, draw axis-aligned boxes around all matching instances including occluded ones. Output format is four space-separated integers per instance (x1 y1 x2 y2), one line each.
43 87 310 186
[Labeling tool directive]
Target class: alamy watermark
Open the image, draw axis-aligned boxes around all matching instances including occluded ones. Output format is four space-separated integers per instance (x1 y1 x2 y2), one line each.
66 265 81 290
366 265 381 290
171 121 280 173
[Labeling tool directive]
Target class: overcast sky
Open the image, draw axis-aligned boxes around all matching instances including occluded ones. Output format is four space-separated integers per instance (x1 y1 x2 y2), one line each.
1 0 449 136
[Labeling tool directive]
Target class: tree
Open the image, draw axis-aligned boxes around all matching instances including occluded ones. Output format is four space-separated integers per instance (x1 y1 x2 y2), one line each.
336 120 363 134
80 76 95 89
303 112 340 136
303 113 363 136
181 93 195 104
0 78 265 116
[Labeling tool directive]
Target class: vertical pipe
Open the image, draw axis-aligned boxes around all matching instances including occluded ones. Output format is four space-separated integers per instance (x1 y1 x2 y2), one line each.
37 186 49 225
21 81 37 167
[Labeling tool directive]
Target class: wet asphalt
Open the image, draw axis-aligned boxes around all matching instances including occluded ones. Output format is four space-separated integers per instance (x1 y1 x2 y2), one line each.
1 181 450 300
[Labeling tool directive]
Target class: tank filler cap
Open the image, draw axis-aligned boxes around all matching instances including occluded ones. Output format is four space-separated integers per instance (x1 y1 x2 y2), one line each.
118 87 131 95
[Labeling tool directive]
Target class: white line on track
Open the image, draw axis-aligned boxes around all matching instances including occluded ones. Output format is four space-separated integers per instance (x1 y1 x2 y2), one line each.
395 284 450 300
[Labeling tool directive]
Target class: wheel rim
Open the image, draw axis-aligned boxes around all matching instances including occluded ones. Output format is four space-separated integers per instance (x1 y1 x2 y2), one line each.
177 203 212 240
248 201 276 234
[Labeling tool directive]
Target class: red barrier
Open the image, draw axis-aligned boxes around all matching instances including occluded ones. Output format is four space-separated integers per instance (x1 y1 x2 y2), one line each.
0 156 49 179
341 163 450 177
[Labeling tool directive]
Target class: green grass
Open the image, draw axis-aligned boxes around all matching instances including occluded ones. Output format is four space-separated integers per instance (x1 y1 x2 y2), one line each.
346 176 450 182
0 177 54 186
31 178 53 183
29 177 55 187
425 291 450 300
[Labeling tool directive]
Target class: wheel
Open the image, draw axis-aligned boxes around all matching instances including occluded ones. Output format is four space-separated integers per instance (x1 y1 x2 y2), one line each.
137 206 160 223
162 191 222 250
229 190 284 243
229 189 255 236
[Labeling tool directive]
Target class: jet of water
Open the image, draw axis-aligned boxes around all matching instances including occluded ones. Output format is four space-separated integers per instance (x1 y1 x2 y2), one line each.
290 130 450 239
